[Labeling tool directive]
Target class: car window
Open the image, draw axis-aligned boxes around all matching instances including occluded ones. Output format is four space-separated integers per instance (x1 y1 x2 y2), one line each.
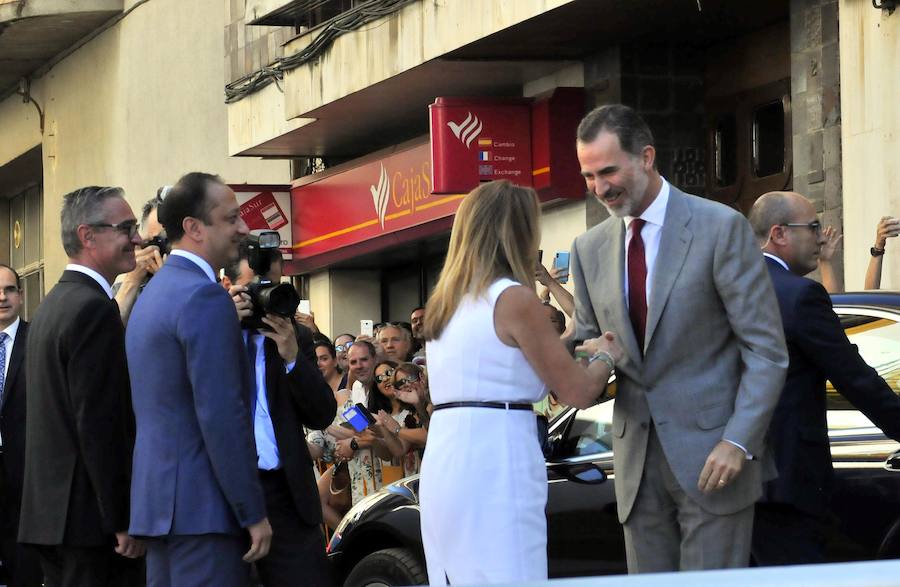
828 312 900 430
555 401 615 458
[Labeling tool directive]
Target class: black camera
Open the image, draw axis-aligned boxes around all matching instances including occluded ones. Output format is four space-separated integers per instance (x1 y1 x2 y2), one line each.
142 231 171 256
241 230 299 331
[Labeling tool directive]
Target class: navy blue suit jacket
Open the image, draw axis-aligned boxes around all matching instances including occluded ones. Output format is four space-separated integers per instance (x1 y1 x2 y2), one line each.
126 254 265 536
764 257 900 514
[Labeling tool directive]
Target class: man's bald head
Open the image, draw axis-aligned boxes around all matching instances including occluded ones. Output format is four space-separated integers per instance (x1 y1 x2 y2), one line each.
748 191 808 245
750 190 824 276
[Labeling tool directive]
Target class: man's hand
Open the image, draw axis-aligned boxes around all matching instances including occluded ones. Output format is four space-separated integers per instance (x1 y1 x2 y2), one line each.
335 438 355 460
875 216 900 249
243 517 273 563
114 532 146 559
819 226 843 262
229 285 253 320
697 440 745 493
260 314 299 363
294 310 319 334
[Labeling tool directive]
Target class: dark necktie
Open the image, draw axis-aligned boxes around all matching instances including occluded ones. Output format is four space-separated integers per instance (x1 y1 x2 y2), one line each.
628 219 648 352
0 332 7 403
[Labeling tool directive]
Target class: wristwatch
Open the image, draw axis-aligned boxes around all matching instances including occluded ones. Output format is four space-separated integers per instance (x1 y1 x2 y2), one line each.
871 246 886 257
349 438 359 452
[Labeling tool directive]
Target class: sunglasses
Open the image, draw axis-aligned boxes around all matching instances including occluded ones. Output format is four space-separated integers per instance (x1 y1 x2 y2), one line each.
374 368 395 385
335 342 354 353
89 220 140 239
393 373 419 389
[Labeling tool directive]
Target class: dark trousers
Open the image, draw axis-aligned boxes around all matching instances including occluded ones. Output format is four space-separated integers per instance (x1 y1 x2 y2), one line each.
1 537 42 587
255 468 329 587
146 534 248 587
752 502 828 566
34 543 144 587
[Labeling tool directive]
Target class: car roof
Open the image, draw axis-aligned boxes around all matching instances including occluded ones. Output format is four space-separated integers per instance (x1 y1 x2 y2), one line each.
831 291 900 310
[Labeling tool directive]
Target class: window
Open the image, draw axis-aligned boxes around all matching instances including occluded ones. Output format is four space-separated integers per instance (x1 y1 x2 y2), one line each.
556 401 616 458
752 101 786 177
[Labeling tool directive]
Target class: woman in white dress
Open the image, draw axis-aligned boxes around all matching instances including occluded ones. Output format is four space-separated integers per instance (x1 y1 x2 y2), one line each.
419 180 623 585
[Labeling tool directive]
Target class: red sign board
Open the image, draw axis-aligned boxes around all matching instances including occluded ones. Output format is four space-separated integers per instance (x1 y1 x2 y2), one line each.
291 141 463 266
429 97 533 194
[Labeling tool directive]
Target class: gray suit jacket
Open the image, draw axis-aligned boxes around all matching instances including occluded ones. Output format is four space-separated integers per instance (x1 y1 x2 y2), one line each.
571 186 788 522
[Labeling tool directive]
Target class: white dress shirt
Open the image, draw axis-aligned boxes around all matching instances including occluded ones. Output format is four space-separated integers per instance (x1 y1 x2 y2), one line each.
763 252 790 271
65 264 113 298
1 317 19 382
169 250 217 283
624 179 670 308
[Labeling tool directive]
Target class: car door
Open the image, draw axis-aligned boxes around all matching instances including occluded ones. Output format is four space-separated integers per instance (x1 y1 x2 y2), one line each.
545 401 626 577
826 307 900 560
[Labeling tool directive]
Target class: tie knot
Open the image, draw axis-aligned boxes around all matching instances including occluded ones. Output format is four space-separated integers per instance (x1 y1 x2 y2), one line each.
0 332 8 344
631 218 646 234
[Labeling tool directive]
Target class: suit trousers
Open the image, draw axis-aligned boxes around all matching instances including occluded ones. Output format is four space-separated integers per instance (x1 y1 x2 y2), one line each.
34 544 144 587
255 468 330 587
146 534 248 587
622 426 754 572
752 502 827 566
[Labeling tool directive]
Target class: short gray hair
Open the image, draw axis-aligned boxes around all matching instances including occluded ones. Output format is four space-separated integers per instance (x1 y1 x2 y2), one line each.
61 186 125 256
748 191 796 243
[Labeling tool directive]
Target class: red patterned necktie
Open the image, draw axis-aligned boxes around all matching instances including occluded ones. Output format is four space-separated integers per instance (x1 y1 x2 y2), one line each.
628 219 648 352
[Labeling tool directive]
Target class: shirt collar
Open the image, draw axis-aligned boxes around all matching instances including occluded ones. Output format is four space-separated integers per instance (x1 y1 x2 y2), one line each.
170 250 217 283
763 252 790 271
1 317 20 344
65 264 113 298
625 177 670 230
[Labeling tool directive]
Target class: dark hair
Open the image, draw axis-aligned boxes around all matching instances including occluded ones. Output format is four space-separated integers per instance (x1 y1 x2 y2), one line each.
223 260 242 283
60 186 126 256
352 339 377 359
576 104 655 160
0 264 21 289
370 360 398 413
334 333 355 345
141 193 164 224
543 302 566 335
411 306 425 314
157 172 222 242
315 341 337 359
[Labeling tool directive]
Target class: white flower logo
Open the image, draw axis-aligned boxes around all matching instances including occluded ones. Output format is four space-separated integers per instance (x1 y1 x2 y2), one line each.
370 163 390 229
446 111 483 149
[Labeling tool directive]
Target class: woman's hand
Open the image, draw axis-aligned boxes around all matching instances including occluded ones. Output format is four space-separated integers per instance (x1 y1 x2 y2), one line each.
819 226 842 262
374 410 400 434
576 331 625 365
393 384 421 407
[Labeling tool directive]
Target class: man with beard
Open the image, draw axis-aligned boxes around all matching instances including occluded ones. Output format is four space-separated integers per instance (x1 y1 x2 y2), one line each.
126 173 271 586
571 105 787 572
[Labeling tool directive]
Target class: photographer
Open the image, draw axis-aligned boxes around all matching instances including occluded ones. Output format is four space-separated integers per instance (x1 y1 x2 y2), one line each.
229 233 337 587
114 189 169 325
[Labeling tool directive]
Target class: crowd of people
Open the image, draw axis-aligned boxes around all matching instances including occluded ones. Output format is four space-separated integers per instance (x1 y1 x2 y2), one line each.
0 103 897 587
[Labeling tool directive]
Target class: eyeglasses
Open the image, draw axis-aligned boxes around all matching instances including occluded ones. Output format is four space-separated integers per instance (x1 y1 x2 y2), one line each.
89 221 140 239
393 373 419 389
374 369 395 385
335 342 354 353
780 221 822 236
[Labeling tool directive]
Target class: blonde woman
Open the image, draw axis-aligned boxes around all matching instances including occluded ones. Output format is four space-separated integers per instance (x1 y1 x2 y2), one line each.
419 180 623 585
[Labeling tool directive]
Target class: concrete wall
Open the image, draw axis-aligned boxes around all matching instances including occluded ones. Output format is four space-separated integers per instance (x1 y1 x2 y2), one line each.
0 0 290 284
840 0 900 290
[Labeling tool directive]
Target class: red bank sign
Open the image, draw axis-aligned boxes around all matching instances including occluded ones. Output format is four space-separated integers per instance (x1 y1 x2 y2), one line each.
292 141 463 262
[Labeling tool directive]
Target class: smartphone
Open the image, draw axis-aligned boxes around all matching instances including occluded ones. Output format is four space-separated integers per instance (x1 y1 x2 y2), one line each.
360 319 374 338
342 402 376 432
554 251 570 284
297 299 311 315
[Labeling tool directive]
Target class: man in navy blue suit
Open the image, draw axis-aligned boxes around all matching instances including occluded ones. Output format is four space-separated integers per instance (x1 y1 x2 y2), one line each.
748 191 900 565
126 172 272 586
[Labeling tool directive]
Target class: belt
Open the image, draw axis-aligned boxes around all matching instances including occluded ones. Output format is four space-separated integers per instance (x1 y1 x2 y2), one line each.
432 401 533 412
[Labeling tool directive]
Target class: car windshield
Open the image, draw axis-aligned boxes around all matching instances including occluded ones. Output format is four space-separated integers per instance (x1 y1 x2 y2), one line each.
554 401 615 458
828 312 900 430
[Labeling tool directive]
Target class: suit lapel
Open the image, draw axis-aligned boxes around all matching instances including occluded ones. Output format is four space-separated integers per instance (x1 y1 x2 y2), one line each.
0 320 26 413
644 188 693 351
603 220 643 368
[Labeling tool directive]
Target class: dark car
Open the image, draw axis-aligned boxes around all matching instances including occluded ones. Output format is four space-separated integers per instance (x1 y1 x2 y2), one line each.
326 292 900 587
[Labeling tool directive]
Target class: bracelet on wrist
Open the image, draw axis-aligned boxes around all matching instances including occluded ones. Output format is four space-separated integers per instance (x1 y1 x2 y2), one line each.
588 350 615 371
871 246 886 257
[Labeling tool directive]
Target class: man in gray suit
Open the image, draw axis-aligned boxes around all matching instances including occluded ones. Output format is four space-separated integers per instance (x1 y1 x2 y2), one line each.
571 104 788 572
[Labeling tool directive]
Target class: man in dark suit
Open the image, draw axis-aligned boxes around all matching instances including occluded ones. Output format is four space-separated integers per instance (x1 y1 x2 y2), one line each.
19 186 145 586
0 265 42 587
126 172 271 587
748 191 900 565
229 261 336 585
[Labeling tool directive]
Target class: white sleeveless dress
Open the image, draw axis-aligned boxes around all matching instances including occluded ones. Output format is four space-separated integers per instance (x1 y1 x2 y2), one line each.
420 278 548 585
